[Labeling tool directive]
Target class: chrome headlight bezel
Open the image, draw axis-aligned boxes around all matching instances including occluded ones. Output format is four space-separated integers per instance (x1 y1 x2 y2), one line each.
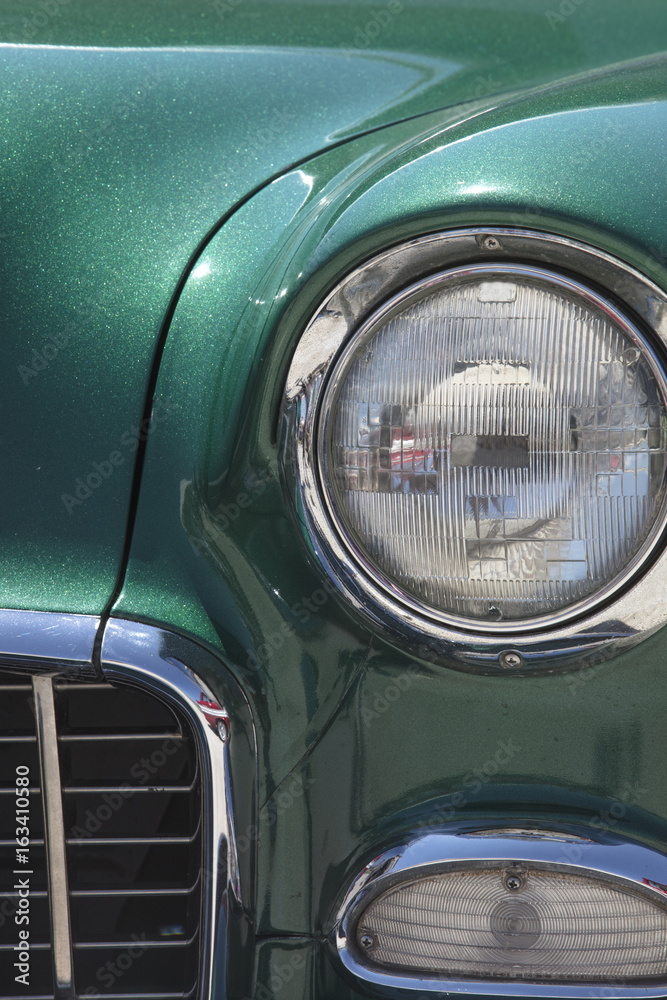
280 228 667 673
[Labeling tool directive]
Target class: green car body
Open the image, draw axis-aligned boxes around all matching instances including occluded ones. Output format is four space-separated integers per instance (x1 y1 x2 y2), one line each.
3 1 667 996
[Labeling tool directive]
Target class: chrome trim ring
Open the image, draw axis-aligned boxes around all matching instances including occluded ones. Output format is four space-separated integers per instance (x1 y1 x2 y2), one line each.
334 827 667 998
280 228 667 672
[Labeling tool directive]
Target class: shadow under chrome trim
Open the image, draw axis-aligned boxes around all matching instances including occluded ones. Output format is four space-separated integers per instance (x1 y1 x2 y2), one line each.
334 826 667 998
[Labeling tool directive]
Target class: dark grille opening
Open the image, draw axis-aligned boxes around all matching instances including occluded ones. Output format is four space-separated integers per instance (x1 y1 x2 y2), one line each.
71 890 196 943
0 674 204 1000
0 680 41 842
73 945 199 997
56 684 178 734
67 841 202 892
65 789 199 839
59 736 195 786
0 681 39 733
55 682 203 999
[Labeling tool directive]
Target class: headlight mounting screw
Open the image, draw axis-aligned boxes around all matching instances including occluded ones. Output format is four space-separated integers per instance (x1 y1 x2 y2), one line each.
499 650 523 669
359 932 375 950
483 235 501 250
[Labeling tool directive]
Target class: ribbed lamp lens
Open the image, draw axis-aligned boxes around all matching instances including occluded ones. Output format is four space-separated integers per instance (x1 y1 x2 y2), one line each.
356 866 667 981
322 266 667 626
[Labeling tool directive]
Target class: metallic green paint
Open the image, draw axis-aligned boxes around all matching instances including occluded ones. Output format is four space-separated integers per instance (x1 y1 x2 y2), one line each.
0 40 502 614
3 1 667 126
259 631 667 935
113 57 667 951
4 6 667 616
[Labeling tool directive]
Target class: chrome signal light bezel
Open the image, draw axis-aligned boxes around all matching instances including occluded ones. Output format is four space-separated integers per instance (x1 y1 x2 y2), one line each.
280 228 667 673
333 826 667 998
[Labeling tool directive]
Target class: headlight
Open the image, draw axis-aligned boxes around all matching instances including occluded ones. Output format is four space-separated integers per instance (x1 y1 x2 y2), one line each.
319 264 667 630
282 229 667 670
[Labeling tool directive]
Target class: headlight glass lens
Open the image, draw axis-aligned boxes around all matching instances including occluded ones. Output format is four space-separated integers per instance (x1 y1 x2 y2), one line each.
321 265 667 627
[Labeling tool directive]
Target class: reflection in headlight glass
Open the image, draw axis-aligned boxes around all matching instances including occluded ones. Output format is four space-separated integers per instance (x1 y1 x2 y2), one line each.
325 271 667 623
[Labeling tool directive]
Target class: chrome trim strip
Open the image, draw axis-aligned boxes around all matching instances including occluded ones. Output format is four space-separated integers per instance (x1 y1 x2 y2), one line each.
100 618 252 1000
33 675 75 1000
0 610 98 675
334 826 667 998
281 227 667 672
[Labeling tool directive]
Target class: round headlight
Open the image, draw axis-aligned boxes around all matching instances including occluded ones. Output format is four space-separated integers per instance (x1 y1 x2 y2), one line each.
319 264 667 630
282 230 667 668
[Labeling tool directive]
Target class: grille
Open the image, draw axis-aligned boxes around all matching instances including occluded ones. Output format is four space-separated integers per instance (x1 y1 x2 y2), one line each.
0 673 204 1000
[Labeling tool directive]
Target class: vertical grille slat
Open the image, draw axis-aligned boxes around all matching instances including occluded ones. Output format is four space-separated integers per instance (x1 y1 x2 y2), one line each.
34 676 75 999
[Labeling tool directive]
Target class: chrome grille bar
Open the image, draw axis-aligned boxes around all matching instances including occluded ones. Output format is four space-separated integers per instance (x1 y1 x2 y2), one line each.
70 882 199 896
33 675 75 1000
59 732 183 741
62 783 196 793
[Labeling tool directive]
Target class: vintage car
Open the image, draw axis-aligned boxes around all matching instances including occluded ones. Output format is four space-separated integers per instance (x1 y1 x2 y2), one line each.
3 1 667 998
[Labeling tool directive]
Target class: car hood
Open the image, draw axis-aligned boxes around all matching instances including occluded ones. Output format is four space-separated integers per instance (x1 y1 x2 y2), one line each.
1 1 667 616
